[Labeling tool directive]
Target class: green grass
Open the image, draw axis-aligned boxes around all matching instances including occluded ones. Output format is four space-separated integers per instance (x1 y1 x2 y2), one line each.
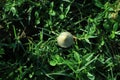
0 0 120 80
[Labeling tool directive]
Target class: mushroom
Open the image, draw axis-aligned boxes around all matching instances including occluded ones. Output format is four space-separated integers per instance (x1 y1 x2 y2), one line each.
57 32 74 48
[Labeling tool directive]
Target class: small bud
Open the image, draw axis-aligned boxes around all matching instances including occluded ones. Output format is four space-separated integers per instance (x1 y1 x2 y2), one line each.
108 12 118 20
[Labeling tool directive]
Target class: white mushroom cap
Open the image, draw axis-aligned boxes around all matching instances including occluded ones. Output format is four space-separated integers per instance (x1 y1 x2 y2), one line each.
57 32 74 48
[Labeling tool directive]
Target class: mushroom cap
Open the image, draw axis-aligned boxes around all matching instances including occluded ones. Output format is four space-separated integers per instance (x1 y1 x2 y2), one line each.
57 32 74 48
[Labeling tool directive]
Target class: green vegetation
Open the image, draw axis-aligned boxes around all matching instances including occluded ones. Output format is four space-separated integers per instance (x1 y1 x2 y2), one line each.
0 0 120 80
